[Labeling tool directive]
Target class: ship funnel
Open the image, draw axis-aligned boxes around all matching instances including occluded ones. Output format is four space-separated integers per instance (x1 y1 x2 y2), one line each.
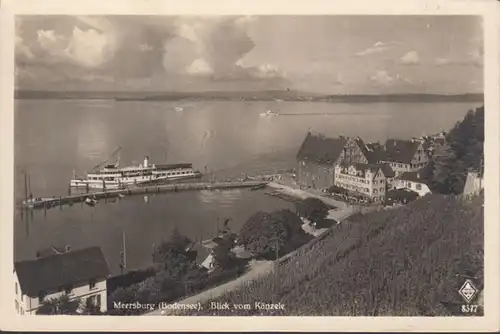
144 156 149 168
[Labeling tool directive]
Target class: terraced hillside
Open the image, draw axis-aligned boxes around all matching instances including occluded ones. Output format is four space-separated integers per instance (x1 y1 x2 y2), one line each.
185 194 484 316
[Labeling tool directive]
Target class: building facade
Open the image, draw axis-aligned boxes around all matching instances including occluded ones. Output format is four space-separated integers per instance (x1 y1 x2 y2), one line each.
14 247 110 315
296 132 369 190
334 163 389 202
392 170 432 197
380 139 430 177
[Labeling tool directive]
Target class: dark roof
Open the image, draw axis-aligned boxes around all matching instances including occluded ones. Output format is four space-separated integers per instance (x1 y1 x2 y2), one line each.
14 247 110 297
398 164 433 183
296 132 347 165
382 139 421 164
363 142 385 164
379 163 395 178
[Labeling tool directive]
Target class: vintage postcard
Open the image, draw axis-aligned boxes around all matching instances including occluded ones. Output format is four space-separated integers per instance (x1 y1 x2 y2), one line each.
1 0 499 331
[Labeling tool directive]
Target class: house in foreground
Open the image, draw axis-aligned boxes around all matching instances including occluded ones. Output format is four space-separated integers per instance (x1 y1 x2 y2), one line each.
14 246 110 315
392 168 433 197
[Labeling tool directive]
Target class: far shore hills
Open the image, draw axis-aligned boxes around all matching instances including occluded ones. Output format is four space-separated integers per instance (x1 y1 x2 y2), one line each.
14 90 484 103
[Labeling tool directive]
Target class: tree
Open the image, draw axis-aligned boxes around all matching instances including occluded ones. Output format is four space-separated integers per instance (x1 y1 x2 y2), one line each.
152 229 198 278
429 106 484 194
295 197 330 224
80 297 103 315
36 294 79 315
238 209 306 258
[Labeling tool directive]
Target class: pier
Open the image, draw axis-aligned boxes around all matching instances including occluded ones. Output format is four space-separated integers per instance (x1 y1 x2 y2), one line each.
21 180 269 210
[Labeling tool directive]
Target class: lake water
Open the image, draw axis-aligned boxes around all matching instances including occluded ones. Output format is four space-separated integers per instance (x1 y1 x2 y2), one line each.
14 99 480 274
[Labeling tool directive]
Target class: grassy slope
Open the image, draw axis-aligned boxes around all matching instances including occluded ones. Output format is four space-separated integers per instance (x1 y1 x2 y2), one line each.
187 194 483 316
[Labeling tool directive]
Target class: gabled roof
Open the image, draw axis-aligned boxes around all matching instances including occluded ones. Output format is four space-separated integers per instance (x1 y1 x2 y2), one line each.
14 247 110 297
398 164 433 183
363 142 385 164
296 132 347 165
379 163 395 178
338 163 387 179
382 139 421 164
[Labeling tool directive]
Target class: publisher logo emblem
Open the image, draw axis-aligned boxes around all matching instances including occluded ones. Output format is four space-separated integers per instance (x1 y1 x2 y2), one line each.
458 279 478 303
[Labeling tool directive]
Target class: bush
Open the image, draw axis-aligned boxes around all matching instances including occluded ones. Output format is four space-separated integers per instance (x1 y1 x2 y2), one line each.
295 197 330 224
238 209 309 259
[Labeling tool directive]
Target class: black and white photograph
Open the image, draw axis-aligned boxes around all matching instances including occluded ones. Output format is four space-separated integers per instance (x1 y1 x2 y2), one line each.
2 0 499 331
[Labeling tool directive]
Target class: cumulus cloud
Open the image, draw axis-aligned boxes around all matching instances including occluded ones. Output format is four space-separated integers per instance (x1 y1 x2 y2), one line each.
400 51 419 65
186 58 213 75
369 70 394 85
65 26 113 67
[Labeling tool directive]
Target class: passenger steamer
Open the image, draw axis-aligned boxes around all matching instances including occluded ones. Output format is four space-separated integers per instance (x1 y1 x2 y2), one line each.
70 148 202 189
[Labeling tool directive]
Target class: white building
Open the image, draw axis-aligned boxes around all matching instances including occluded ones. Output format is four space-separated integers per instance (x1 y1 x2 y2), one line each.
14 246 110 315
334 163 392 202
393 170 432 197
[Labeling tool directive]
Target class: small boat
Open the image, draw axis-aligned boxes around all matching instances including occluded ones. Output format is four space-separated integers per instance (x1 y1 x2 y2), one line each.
21 197 52 209
84 197 98 207
259 110 279 117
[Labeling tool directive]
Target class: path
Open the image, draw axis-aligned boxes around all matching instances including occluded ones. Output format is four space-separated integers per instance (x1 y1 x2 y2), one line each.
146 260 274 315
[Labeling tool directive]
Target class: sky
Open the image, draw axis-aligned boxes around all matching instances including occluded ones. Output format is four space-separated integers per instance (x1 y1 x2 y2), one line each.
14 15 483 94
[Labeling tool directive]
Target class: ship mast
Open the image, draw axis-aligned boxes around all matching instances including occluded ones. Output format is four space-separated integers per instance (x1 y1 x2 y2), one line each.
93 146 122 170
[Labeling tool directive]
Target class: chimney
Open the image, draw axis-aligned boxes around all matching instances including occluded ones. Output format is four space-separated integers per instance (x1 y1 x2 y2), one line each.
144 156 149 168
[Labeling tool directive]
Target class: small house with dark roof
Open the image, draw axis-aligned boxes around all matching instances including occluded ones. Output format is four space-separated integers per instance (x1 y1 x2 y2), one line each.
379 139 430 177
392 165 433 197
333 163 392 202
13 246 110 315
296 132 370 189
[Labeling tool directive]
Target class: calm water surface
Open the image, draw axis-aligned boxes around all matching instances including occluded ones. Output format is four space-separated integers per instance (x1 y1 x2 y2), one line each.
14 100 480 274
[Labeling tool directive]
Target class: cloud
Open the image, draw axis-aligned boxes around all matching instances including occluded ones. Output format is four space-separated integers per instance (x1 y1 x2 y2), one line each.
355 41 393 57
253 64 286 79
15 35 34 60
369 70 394 85
170 16 287 83
434 56 482 67
370 70 413 86
65 26 113 67
400 51 419 65
186 58 213 75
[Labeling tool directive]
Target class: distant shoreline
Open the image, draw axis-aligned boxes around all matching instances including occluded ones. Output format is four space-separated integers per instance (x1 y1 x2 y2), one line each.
14 90 484 103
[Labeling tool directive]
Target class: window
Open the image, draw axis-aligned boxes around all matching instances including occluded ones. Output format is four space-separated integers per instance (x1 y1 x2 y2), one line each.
65 285 73 295
89 279 97 290
408 182 412 188
416 184 422 190
38 291 46 303
96 294 102 307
